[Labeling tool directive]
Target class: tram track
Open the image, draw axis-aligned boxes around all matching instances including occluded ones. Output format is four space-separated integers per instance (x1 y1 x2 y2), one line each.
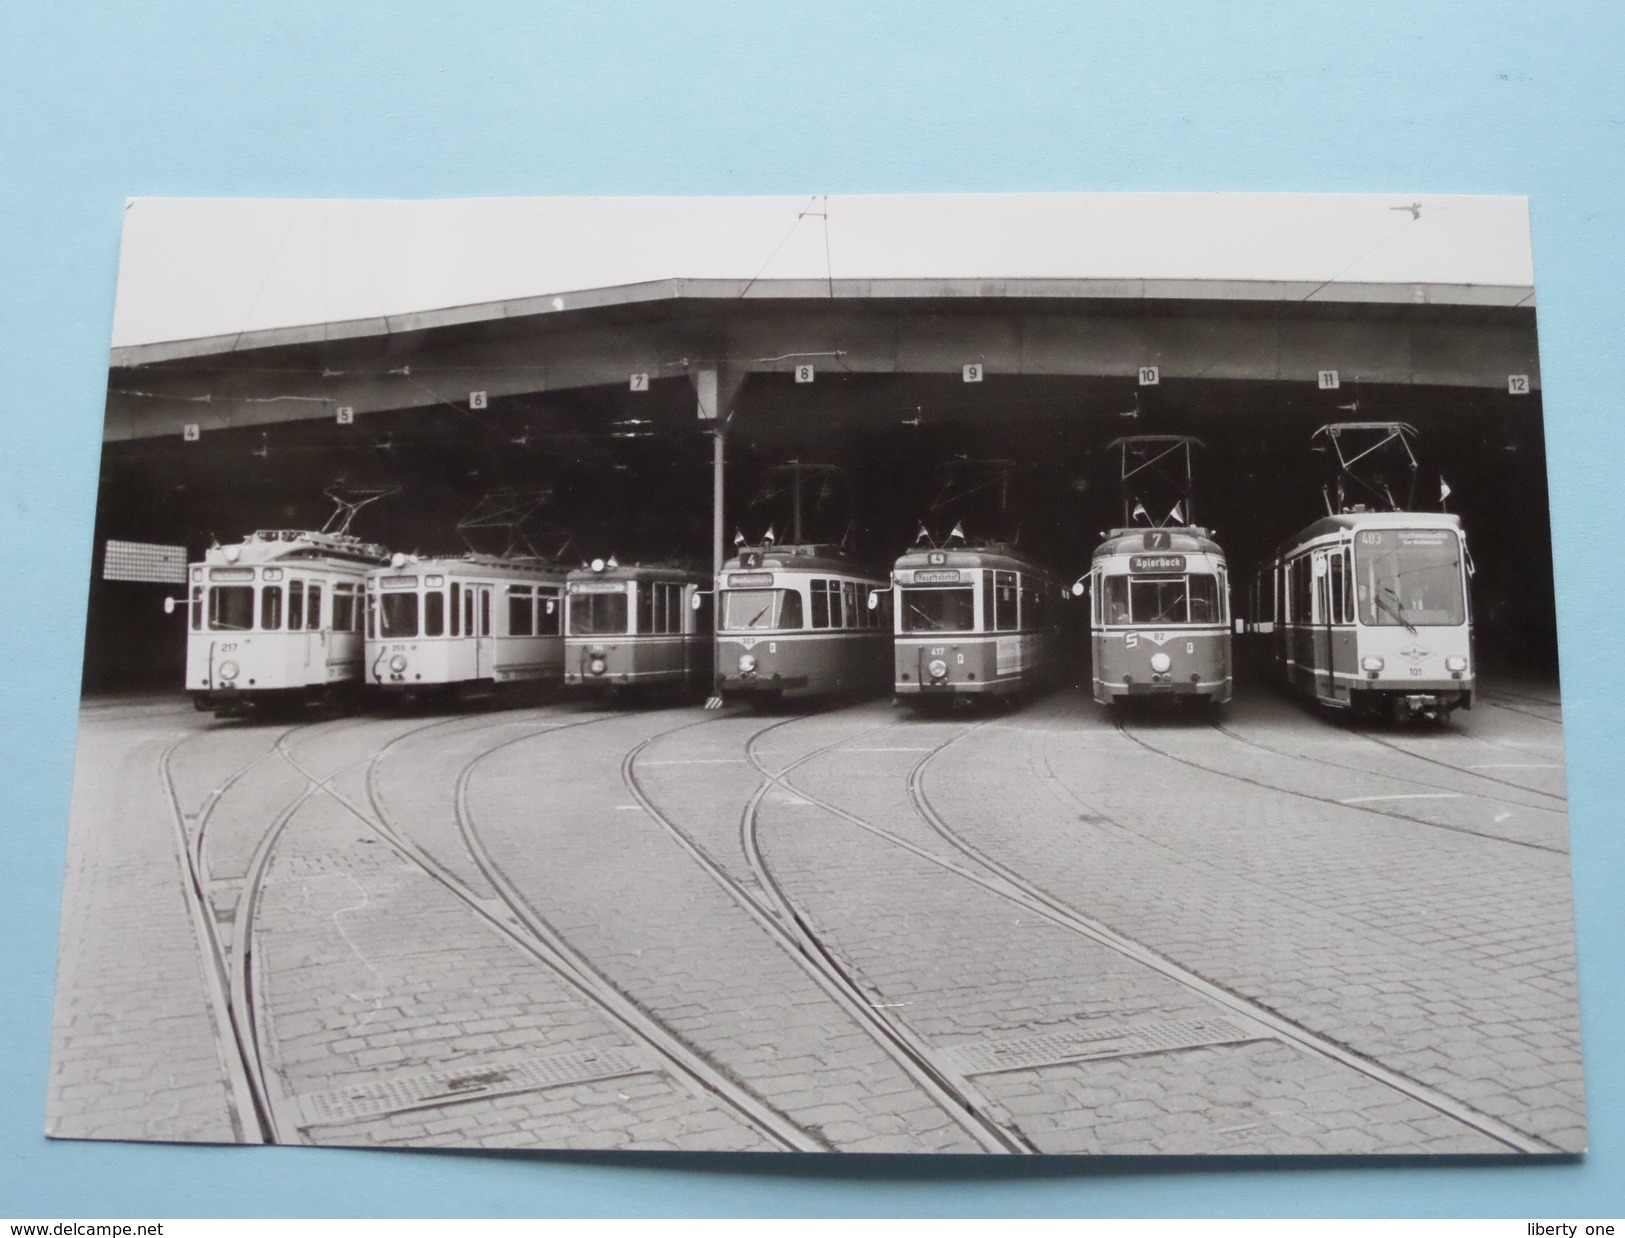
621 709 1035 1154
1211 719 1565 814
1112 716 1566 856
740 704 1556 1154
157 713 386 1143
1478 692 1563 724
1349 727 1566 805
268 704 820 1152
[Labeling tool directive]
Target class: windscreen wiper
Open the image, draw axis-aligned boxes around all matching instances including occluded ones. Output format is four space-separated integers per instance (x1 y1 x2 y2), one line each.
1375 588 1417 635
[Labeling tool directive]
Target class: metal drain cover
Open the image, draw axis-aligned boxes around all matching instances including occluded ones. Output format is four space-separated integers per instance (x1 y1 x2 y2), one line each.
947 1016 1266 1076
295 1046 657 1127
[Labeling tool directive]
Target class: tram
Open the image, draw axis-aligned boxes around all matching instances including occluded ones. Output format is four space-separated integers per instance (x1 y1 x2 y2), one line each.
891 542 1061 702
1084 527 1233 705
177 526 389 716
1254 511 1474 719
364 553 567 700
563 558 713 693
715 539 891 704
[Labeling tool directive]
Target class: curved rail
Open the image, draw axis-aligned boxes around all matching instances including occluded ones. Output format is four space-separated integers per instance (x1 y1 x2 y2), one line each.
1212 720 1564 814
277 706 820 1152
1113 717 1566 856
743 709 1555 1155
621 712 1034 1154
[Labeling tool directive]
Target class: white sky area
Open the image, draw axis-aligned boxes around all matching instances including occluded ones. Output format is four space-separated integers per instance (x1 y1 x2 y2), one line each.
111 193 1534 348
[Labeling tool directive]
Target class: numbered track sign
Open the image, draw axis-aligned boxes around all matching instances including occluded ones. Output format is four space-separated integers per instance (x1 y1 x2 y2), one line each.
1138 366 1159 386
795 364 815 384
469 390 488 409
1508 374 1530 395
629 372 649 392
182 423 200 441
1318 370 1340 390
962 363 983 383
335 406 354 424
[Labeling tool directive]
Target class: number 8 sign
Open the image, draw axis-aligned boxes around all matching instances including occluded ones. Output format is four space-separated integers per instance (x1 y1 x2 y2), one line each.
795 364 815 384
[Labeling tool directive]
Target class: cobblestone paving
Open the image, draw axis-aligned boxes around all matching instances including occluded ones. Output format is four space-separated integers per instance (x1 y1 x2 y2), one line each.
253 766 770 1151
466 709 986 1152
47 703 239 1143
48 678 1587 1154
925 688 1585 1151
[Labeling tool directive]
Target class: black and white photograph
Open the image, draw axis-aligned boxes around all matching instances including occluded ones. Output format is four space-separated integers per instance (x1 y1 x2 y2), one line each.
49 190 1583 1156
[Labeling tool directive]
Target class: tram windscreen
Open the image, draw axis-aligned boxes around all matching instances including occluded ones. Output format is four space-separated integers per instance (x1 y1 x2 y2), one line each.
207 586 254 631
379 592 419 638
721 589 803 631
1105 573 1222 625
1355 529 1465 626
900 587 975 633
569 591 629 635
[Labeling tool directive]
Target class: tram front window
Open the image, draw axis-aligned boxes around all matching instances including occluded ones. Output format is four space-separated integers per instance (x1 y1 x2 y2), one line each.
379 593 419 638
1355 529 1465 626
900 587 975 633
208 586 254 631
1130 578 1187 624
1189 574 1221 624
570 592 629 635
722 589 803 631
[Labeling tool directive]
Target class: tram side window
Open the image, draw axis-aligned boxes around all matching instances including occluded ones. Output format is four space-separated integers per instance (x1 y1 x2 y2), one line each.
261 585 283 631
480 589 491 637
287 580 304 631
810 579 830 628
306 584 322 630
190 586 202 631
332 585 357 633
1326 552 1348 625
1020 578 1044 629
208 586 254 631
1289 556 1312 624
1189 574 1220 624
1103 575 1129 625
537 589 561 636
449 583 461 637
508 586 534 637
423 589 445 637
365 593 376 639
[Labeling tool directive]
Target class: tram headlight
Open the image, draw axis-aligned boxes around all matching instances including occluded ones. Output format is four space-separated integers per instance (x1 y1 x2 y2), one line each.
1150 652 1172 674
1361 656 1385 672
217 660 239 682
1446 656 1468 672
589 656 607 675
738 653 757 674
389 654 408 673
927 658 949 680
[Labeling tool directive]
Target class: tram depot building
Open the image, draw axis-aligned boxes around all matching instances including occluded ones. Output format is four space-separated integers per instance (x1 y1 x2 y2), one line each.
50 194 1583 1156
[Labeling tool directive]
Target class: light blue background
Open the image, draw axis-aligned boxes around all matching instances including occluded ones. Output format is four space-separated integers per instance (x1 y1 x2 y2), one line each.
2 0 1620 1218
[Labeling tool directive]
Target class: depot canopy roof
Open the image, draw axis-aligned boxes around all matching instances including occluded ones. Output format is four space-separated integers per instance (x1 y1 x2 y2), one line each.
111 193 1535 364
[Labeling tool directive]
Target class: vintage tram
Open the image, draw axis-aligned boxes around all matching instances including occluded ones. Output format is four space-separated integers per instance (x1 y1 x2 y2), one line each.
178 527 389 716
1084 527 1233 705
1252 510 1474 719
891 543 1061 702
715 540 891 705
364 553 568 700
563 559 713 693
